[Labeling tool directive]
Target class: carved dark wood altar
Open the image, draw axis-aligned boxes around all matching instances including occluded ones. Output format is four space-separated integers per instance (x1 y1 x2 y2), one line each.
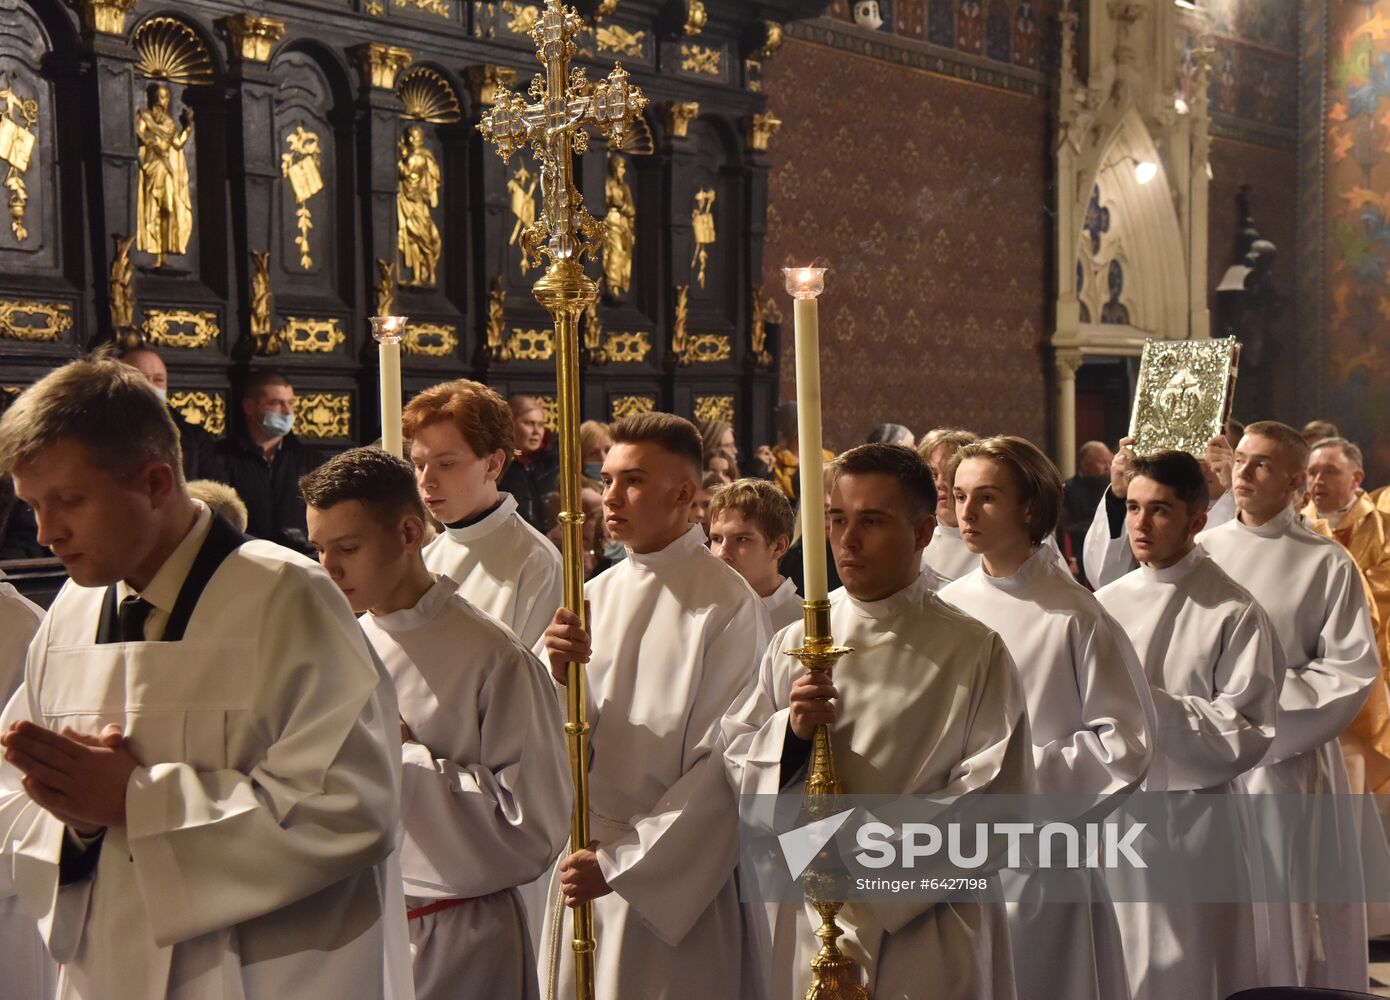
0 0 824 458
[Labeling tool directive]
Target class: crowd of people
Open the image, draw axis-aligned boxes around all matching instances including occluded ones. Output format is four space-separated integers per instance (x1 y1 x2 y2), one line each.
1 347 1389 1000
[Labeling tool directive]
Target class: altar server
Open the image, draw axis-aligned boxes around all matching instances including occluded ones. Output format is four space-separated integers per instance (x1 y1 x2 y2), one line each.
303 447 571 1000
1198 420 1379 990
918 428 980 581
709 477 801 633
0 356 410 1000
1095 450 1279 1000
939 435 1154 1000
405 379 562 647
538 412 768 1000
723 443 1032 1000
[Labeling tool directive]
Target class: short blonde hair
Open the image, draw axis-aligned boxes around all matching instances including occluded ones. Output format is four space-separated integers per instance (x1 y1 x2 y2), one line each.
403 380 515 469
188 479 249 532
708 477 794 543
949 435 1063 546
0 353 184 483
917 428 978 462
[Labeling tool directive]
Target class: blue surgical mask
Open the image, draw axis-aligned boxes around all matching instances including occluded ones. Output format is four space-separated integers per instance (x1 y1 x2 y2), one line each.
260 410 294 438
583 462 604 481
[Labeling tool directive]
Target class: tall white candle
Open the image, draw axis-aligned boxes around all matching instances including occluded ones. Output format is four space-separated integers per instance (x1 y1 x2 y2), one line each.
371 316 407 458
784 267 828 603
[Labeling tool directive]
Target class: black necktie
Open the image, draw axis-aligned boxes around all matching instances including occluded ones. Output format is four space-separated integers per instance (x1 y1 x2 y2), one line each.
117 595 154 643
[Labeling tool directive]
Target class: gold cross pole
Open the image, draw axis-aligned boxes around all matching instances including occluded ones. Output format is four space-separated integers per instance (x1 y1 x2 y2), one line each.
477 5 646 999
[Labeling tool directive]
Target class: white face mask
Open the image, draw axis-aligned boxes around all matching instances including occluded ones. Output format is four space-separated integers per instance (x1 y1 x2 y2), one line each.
153 386 167 403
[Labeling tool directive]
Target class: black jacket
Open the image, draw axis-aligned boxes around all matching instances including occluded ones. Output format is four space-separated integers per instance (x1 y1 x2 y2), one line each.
214 431 322 552
499 448 560 534
172 408 227 484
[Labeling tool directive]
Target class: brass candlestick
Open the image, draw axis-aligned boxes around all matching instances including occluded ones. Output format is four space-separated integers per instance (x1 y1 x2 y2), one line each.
477 5 647 999
789 600 869 1000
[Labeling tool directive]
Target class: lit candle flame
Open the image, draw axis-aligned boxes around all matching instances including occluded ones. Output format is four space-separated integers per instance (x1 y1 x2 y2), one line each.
370 315 408 344
783 266 826 300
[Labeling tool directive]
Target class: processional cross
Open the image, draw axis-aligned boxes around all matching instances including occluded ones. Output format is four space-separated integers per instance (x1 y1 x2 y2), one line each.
477 6 647 1000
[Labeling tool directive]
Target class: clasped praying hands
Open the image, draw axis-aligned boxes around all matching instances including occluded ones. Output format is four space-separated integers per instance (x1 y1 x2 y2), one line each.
1 721 138 834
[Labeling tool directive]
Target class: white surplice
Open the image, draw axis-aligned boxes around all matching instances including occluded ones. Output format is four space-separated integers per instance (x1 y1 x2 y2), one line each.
723 573 1032 1000
0 574 57 1000
422 492 562 647
923 523 978 582
359 575 572 1000
534 524 768 1000
1096 545 1279 1000
762 576 803 634
0 521 411 1000
1198 505 1380 989
939 549 1154 1000
1084 489 1236 590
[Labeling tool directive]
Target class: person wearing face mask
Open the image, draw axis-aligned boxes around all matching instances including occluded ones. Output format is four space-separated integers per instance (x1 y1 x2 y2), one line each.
118 346 226 483
215 370 322 552
579 420 613 492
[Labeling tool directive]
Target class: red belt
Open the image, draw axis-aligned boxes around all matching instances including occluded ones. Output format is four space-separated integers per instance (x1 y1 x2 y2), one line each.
407 897 475 920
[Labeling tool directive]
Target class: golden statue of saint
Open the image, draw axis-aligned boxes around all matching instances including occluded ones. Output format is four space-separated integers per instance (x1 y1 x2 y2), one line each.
396 126 442 286
603 154 635 298
135 83 194 267
507 163 538 274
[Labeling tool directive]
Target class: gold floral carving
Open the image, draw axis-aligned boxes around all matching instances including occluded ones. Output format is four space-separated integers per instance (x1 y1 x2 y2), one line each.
601 330 651 363
81 0 138 35
402 322 457 357
0 75 38 242
683 0 707 36
596 24 645 58
662 101 699 138
690 188 716 288
485 278 510 362
501 1 539 33
748 111 782 152
280 316 346 352
141 308 220 349
750 288 773 368
671 284 690 366
280 125 324 270
536 394 559 431
167 390 226 436
693 394 733 425
250 249 278 355
0 298 72 342
680 44 720 76
396 0 451 17
595 0 620 16
610 394 654 420
374 259 396 316
366 1 385 15
1 385 21 403
222 14 284 63
296 392 353 438
466 65 519 106
399 67 461 124
109 234 135 332
353 43 412 91
686 333 731 363
506 327 554 361
133 18 215 87
761 22 784 57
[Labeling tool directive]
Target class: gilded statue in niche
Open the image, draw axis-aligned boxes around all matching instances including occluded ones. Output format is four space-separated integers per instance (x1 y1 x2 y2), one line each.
397 125 442 285
109 233 136 337
507 163 539 274
484 277 510 362
603 154 635 298
584 276 605 364
0 74 38 242
690 187 716 288
135 83 195 267
250 249 278 355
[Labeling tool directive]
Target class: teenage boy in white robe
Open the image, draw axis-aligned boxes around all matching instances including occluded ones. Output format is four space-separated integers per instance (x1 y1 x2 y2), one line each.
405 379 561 647
939 435 1154 1000
303 447 571 1000
1084 434 1237 589
1198 420 1379 990
0 356 409 1000
918 428 980 581
709 477 801 633
723 443 1032 1000
539 412 769 1000
1094 449 1279 1000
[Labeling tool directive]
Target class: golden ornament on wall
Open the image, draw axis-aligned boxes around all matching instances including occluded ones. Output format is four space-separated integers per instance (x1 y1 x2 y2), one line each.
141 308 220 349
506 327 555 361
397 0 451 17
610 394 654 420
686 333 731 363
249 248 278 355
466 64 519 106
748 111 782 152
399 66 461 124
0 298 72 342
365 1 385 15
594 0 620 16
501 1 540 33
690 188 716 288
280 124 324 270
601 330 651 363
662 100 699 138
397 126 442 285
134 82 196 268
603 154 635 298
221 14 284 63
280 316 345 352
693 394 733 425
484 277 510 362
536 394 559 431
375 258 396 316
750 287 773 368
134 17 215 87
108 234 136 334
0 74 38 243
507 163 540 275
167 390 226 436
583 277 605 365
761 21 784 57
402 321 457 357
81 0 138 35
679 44 720 76
596 24 645 58
353 43 412 91
683 0 707 36
670 283 690 366
296 392 353 438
